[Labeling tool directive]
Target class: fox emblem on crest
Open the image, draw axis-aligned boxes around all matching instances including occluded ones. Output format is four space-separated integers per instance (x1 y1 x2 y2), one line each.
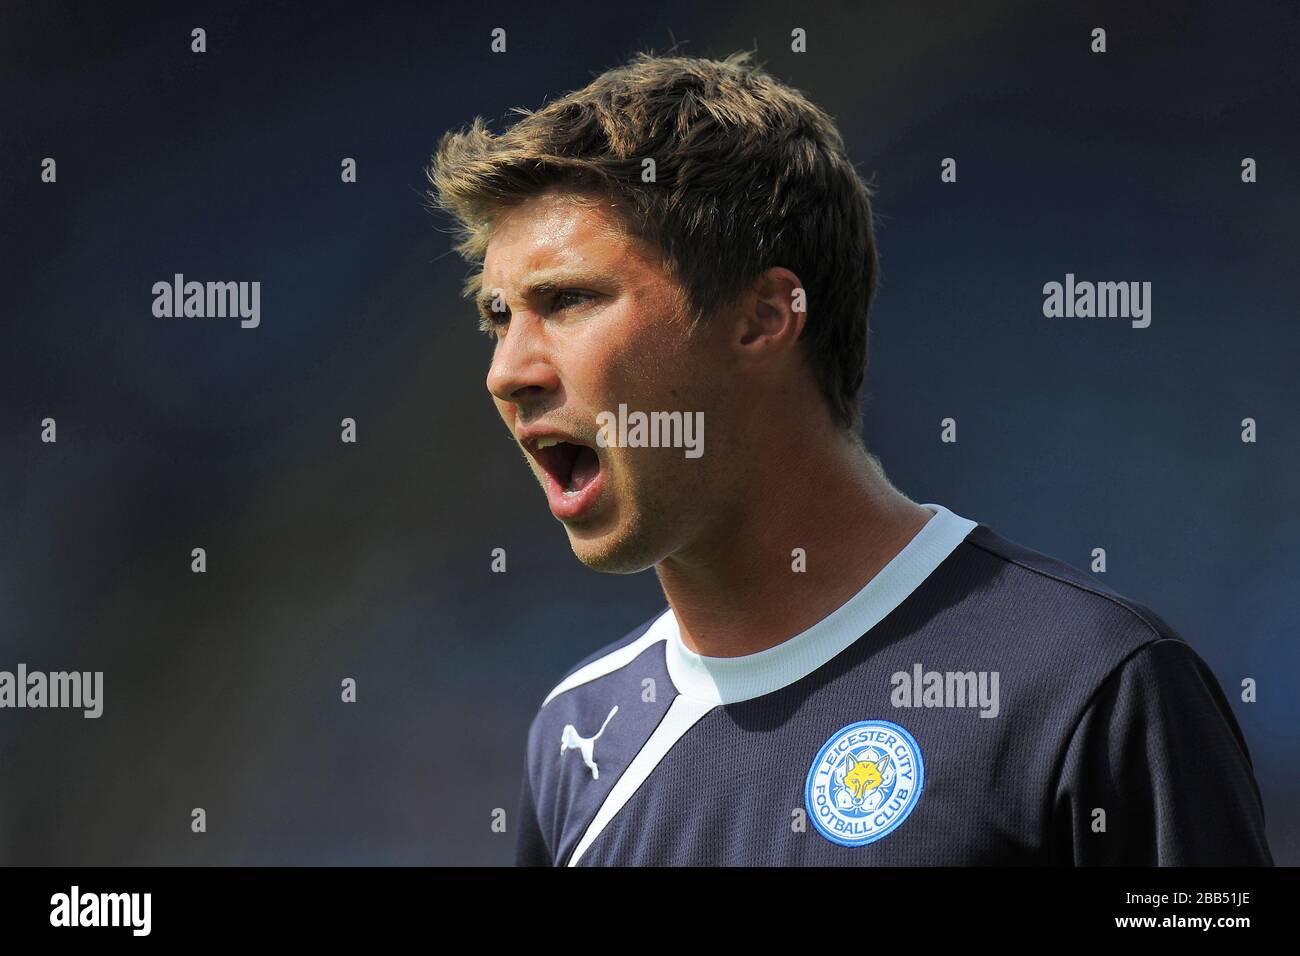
835 748 896 813
843 751 891 801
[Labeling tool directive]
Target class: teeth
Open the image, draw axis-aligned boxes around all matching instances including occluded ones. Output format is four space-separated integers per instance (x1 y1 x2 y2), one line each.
535 436 563 449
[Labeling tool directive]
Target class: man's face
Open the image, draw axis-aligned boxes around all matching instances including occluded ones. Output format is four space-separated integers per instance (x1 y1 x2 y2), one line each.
480 189 739 572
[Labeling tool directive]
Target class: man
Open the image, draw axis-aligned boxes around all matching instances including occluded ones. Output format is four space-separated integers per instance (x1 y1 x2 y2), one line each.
425 52 1272 865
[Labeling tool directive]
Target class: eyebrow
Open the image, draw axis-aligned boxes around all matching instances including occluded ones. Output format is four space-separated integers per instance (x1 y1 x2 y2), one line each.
474 271 612 318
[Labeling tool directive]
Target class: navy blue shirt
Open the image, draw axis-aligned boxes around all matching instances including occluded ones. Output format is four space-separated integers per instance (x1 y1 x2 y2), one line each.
515 503 1273 866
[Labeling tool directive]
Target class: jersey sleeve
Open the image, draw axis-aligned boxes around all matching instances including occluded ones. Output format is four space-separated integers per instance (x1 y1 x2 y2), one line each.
514 713 553 866
1051 637 1273 865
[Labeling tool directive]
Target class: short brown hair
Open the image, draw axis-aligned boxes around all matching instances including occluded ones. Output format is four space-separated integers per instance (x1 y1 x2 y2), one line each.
424 50 880 432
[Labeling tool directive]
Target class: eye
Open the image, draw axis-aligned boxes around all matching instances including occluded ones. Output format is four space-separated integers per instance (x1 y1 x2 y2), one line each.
552 290 596 311
477 290 595 339
478 311 508 339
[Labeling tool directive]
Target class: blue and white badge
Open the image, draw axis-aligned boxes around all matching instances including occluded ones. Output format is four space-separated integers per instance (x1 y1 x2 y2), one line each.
804 719 925 847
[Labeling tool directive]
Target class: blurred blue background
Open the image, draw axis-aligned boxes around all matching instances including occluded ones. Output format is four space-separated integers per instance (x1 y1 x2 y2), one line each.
0 0 1296 864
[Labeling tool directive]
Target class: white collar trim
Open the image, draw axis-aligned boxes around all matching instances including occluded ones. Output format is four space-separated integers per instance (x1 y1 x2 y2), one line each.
654 502 978 705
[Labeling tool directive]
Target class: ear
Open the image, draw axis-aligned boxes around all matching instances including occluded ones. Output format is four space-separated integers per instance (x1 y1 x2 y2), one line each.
732 267 807 362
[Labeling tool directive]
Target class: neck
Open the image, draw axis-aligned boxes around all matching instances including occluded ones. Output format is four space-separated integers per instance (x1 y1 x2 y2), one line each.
654 428 933 658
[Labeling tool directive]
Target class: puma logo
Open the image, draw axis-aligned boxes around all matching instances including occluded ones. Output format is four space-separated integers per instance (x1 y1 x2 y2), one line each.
559 705 619 780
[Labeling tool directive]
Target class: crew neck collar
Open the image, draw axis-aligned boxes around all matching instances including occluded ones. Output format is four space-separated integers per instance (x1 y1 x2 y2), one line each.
652 502 978 705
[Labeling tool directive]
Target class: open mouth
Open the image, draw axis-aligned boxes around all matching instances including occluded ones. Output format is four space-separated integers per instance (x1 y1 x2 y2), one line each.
528 437 601 496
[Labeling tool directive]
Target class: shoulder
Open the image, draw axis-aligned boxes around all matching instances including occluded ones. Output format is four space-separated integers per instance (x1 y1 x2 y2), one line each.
928 520 1217 738
522 608 670 748
954 521 1186 655
940 520 1267 857
539 609 669 708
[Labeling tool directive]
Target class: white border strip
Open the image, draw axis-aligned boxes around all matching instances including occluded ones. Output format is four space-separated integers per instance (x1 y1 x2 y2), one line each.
541 623 669 708
566 692 717 866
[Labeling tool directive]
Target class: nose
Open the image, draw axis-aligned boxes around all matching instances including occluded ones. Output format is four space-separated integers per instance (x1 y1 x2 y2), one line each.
485 310 561 407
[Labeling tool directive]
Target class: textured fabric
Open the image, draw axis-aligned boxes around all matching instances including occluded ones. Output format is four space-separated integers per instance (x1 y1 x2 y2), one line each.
513 509 1273 866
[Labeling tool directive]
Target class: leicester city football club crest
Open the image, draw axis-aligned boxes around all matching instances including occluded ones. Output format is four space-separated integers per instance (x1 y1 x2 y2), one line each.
804 719 925 847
